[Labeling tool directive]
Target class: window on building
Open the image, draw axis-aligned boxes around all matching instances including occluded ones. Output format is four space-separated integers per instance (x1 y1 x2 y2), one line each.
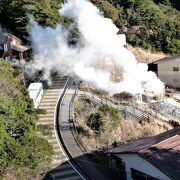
173 67 179 72
131 168 159 180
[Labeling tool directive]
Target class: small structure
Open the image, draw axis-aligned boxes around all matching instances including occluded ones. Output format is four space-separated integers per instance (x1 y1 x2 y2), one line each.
148 54 180 88
106 127 180 180
0 32 31 61
117 26 144 35
28 83 43 108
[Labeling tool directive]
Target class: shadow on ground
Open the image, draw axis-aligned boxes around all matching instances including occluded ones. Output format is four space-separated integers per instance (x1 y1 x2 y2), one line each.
43 152 123 180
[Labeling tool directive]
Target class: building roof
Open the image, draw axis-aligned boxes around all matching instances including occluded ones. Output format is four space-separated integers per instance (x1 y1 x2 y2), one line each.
106 127 180 180
106 127 180 154
153 53 180 64
139 139 180 180
12 44 30 52
0 33 22 45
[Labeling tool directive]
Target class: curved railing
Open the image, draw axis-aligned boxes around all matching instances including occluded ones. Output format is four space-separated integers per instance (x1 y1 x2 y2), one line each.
53 76 86 180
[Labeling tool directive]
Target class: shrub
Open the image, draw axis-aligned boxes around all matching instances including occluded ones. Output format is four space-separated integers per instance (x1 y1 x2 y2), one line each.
87 112 103 133
87 105 120 134
37 124 53 136
0 59 53 177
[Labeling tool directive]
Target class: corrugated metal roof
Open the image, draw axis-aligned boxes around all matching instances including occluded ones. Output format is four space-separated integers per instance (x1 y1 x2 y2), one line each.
106 127 180 154
153 135 180 150
106 127 180 180
153 53 180 64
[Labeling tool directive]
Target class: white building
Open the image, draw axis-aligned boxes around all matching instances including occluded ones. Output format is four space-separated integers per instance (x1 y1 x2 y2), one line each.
28 83 43 108
106 127 180 180
149 54 180 88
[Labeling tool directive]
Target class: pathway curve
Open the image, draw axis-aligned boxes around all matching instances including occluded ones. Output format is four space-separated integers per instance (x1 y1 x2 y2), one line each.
58 83 112 180
38 76 83 180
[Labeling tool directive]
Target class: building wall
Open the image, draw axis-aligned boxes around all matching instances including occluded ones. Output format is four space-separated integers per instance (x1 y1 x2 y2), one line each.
157 60 180 88
28 83 43 109
116 154 170 180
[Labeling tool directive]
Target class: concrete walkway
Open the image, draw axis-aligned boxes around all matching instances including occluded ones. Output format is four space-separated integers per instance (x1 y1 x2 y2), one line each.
59 88 112 180
38 76 83 180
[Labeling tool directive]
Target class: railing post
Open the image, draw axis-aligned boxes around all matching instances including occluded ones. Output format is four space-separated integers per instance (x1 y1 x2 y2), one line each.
125 105 127 120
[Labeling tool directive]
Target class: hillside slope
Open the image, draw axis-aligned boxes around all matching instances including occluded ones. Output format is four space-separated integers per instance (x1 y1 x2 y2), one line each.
93 0 180 54
0 0 179 54
0 59 53 179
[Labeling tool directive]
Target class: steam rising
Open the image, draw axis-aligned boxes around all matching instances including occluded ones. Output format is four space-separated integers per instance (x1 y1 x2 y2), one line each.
30 0 164 96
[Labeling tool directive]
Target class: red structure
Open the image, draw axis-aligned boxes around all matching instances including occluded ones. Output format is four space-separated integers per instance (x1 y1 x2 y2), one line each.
0 33 31 61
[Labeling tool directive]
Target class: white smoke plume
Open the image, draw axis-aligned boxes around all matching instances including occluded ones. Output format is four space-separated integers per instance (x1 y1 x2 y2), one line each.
29 0 164 96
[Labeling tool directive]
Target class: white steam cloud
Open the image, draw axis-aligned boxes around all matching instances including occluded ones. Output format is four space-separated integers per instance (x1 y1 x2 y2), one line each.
30 0 164 96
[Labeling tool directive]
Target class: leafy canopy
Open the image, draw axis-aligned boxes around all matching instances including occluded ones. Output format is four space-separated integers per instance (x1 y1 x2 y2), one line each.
0 58 53 175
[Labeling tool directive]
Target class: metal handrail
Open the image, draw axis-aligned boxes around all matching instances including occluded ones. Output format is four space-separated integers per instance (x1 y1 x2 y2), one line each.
77 90 150 121
53 76 87 180
69 90 92 154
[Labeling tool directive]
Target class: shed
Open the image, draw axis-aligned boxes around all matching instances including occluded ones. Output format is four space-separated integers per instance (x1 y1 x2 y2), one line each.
28 83 43 108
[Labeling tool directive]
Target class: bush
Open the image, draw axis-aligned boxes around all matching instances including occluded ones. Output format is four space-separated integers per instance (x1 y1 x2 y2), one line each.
37 124 53 136
0 59 53 177
168 39 180 54
87 105 120 134
87 112 103 133
18 135 53 170
99 105 120 123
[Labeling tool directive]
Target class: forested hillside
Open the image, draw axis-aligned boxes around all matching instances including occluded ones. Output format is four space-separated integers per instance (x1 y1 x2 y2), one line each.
0 0 179 54
0 59 53 179
0 0 65 40
93 0 180 54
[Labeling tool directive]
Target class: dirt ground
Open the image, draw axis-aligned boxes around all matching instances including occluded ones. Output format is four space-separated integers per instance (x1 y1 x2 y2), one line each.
73 97 172 151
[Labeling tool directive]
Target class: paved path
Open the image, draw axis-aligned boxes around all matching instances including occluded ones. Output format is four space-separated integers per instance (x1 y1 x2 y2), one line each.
59 89 84 159
38 76 83 180
59 88 112 180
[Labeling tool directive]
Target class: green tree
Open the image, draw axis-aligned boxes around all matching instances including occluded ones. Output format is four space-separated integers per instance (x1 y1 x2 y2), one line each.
0 58 53 177
19 135 53 170
168 39 180 54
87 105 120 134
87 112 103 132
93 0 180 53
0 0 64 41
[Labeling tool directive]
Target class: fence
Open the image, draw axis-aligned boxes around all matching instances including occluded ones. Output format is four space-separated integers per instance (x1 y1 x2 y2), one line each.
69 89 92 154
77 90 151 122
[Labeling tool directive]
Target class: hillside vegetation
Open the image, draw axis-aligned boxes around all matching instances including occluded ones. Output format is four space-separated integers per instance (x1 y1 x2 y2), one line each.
0 59 53 179
93 0 180 54
0 0 65 40
74 97 172 150
0 0 179 53
0 0 180 54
